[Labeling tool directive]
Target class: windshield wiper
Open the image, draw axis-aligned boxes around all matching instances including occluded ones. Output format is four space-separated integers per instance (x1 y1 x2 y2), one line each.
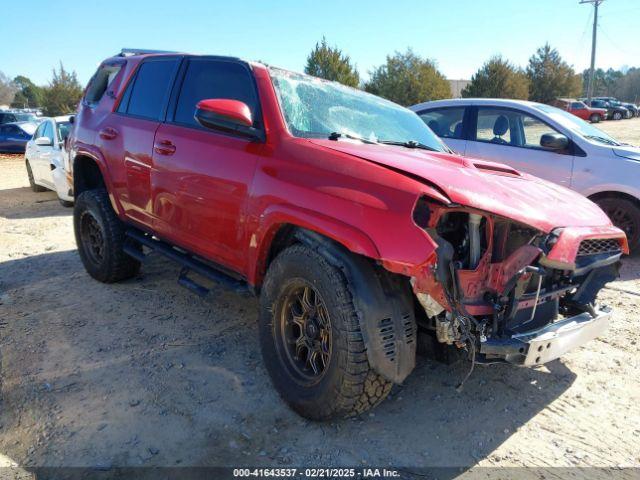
328 132 379 144
379 139 440 152
585 135 619 146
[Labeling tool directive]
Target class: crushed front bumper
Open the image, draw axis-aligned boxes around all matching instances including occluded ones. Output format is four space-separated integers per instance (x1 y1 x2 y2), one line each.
480 306 612 366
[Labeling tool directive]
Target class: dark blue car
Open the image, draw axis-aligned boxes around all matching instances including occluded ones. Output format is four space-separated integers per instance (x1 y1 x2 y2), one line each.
0 122 37 153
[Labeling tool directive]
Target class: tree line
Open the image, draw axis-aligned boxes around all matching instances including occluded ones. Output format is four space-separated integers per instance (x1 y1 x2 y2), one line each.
1 41 637 117
0 63 83 116
305 38 639 106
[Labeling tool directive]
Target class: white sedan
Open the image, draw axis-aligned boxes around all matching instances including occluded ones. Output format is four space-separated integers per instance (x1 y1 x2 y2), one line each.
410 98 640 252
24 115 74 206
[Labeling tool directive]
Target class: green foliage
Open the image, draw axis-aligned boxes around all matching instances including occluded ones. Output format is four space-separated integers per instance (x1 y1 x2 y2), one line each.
10 75 44 108
41 63 83 116
305 37 360 88
614 67 640 103
462 56 529 99
526 44 581 103
364 49 450 106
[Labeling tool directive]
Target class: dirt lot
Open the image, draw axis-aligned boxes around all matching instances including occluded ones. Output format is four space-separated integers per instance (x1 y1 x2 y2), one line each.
1 119 639 478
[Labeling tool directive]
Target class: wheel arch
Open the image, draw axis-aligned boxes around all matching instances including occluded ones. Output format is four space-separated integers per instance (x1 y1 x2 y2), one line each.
249 206 381 287
72 151 124 216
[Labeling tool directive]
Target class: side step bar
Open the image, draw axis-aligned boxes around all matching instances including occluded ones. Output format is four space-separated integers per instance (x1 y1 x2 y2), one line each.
124 229 250 296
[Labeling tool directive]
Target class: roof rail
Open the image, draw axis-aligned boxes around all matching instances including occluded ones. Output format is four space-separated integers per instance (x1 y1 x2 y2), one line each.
118 48 179 57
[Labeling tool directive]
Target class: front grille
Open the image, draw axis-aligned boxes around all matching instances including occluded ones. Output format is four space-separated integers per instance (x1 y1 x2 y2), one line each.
577 238 622 257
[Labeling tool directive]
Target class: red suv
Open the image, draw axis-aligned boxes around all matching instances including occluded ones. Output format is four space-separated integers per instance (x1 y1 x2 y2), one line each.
68 49 628 420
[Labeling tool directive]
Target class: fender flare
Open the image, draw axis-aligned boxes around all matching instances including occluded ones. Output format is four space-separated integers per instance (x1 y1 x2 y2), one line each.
249 203 380 285
294 229 416 384
72 145 124 217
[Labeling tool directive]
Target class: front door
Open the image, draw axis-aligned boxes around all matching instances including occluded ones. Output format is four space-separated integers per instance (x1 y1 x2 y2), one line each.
465 107 574 188
151 58 264 274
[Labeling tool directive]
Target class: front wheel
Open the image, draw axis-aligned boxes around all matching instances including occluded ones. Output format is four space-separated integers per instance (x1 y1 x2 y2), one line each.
259 245 392 420
613 111 623 121
589 113 601 123
74 188 140 282
597 197 640 253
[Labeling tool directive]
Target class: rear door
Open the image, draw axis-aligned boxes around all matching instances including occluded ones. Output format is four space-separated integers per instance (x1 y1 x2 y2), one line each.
151 57 264 273
465 106 574 187
414 106 468 155
98 57 180 228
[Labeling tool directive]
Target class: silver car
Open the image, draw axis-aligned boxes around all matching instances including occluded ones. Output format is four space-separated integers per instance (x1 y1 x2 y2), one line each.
410 98 640 251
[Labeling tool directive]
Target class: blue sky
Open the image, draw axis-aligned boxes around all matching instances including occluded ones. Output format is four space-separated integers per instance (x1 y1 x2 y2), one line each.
2 0 639 87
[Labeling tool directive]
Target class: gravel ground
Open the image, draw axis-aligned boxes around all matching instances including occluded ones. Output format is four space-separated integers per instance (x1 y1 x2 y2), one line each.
0 119 639 479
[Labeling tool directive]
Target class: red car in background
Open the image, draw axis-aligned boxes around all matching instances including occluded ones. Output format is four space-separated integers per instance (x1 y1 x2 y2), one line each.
554 98 607 123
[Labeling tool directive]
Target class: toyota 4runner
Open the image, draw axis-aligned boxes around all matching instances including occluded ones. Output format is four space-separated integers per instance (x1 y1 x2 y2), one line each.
68 49 628 420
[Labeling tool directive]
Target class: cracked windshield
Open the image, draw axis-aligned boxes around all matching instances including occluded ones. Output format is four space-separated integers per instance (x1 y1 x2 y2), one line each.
269 68 447 152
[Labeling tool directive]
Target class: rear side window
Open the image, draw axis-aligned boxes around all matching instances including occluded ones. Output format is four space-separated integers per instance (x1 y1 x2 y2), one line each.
418 108 465 139
119 58 179 121
85 64 122 106
173 59 259 128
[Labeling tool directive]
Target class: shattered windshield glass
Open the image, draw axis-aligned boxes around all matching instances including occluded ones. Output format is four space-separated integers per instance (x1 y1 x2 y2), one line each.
269 68 447 152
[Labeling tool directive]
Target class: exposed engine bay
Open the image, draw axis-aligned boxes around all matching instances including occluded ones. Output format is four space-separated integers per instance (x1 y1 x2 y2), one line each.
410 196 627 371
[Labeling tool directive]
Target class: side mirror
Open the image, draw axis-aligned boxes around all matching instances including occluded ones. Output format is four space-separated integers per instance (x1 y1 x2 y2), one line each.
69 115 75 125
540 133 569 151
35 136 53 147
194 99 262 141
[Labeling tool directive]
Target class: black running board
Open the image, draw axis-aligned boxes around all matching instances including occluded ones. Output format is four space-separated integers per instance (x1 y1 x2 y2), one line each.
124 229 250 296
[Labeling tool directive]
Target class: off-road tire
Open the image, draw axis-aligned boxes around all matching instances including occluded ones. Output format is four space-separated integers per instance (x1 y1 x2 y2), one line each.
589 113 601 123
26 160 46 192
259 244 392 420
74 188 140 282
596 196 640 254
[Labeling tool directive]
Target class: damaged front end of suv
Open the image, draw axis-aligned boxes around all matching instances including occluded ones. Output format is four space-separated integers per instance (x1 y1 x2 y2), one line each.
409 195 628 371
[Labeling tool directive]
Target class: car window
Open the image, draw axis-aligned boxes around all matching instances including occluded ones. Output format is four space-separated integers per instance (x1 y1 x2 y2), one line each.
173 59 259 128
476 109 512 144
571 102 583 109
520 115 560 148
56 121 71 141
84 63 122 106
42 121 54 143
476 108 560 149
120 58 179 120
33 122 44 139
418 108 465 139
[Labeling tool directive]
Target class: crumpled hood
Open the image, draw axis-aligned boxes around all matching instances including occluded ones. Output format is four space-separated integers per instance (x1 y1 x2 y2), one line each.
309 139 613 233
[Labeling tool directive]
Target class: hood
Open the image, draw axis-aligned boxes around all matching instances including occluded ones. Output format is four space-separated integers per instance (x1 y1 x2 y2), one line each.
308 139 612 233
613 145 640 161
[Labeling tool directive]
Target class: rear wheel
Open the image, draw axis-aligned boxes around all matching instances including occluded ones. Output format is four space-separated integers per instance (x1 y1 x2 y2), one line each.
597 197 640 253
259 244 392 420
589 113 601 123
74 188 140 282
26 160 46 192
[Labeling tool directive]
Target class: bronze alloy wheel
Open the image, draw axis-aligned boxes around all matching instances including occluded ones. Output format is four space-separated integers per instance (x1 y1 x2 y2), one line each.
80 212 105 266
278 281 332 384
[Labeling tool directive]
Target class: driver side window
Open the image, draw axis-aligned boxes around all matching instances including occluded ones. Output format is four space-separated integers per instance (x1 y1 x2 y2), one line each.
475 108 561 150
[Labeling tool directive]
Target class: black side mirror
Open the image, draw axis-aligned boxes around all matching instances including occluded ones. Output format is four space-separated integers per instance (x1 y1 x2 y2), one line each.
69 115 75 124
540 133 569 151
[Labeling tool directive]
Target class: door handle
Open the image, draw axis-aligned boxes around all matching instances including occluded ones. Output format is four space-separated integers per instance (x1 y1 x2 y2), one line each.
99 127 118 140
154 139 176 156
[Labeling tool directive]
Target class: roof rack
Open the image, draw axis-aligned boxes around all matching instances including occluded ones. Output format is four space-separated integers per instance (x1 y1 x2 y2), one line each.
118 48 179 57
